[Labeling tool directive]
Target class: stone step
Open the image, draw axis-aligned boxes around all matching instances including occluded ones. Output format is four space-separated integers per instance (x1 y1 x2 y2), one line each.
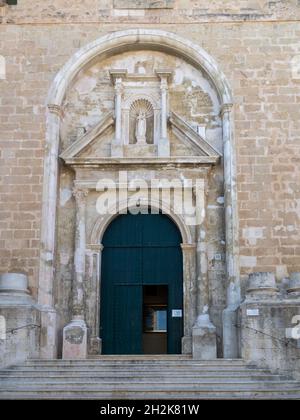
1 379 298 389
0 372 289 380
1 367 266 375
0 376 292 384
88 355 193 360
0 383 299 399
24 359 247 366
1 358 298 400
1 391 299 400
21 361 250 367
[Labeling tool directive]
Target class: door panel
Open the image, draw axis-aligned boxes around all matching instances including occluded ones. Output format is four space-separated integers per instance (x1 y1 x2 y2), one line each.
100 246 142 354
113 285 142 354
100 213 183 355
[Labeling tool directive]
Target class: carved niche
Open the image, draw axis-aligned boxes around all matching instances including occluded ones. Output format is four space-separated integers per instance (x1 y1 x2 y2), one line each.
110 69 173 158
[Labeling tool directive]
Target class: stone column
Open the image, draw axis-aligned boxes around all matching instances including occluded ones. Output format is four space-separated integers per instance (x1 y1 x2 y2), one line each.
86 244 103 355
110 70 127 157
156 70 172 157
181 243 197 354
192 178 217 359
115 79 122 142
160 77 168 140
38 104 62 359
221 103 241 359
62 187 88 359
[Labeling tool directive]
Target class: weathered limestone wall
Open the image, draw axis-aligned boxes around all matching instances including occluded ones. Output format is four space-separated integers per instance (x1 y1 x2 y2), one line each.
0 3 300 301
1 0 300 24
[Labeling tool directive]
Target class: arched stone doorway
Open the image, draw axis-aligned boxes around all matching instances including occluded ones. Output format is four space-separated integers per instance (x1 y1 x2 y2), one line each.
39 29 240 360
100 212 183 355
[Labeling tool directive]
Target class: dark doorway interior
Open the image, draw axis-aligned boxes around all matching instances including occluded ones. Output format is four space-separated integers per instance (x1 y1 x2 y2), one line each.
143 285 168 354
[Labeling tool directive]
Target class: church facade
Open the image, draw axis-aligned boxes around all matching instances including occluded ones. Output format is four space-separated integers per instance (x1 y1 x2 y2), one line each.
0 1 299 377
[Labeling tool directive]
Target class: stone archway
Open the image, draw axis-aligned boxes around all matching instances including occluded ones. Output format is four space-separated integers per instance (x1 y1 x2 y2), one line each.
98 211 184 355
39 29 239 360
87 199 195 355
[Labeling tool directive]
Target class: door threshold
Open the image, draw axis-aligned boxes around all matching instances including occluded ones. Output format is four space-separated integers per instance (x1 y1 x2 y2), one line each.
88 354 192 360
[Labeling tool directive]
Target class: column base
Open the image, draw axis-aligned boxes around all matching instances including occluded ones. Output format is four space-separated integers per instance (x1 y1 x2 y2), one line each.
181 335 192 354
39 306 58 359
192 314 217 360
89 336 102 355
111 143 123 157
62 318 87 359
158 138 170 157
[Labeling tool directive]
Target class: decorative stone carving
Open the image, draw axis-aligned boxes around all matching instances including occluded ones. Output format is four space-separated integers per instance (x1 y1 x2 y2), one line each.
135 111 147 143
131 99 153 144
62 318 87 359
47 104 63 119
109 68 173 157
42 30 236 361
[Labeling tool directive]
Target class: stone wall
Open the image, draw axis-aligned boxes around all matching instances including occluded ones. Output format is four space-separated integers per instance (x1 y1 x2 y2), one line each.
0 3 299 300
1 1 300 23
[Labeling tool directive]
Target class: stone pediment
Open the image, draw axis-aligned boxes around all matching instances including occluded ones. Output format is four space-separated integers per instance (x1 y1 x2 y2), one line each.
169 112 221 158
60 111 114 160
60 109 221 166
60 63 221 166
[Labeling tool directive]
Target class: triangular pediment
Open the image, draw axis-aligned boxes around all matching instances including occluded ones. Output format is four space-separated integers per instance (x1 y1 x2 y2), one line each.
60 109 221 166
169 111 222 158
60 111 114 160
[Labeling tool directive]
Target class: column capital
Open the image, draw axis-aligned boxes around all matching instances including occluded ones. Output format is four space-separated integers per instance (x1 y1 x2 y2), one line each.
72 186 89 202
156 69 173 83
220 103 234 117
86 244 104 253
47 104 63 118
109 69 127 85
181 243 197 251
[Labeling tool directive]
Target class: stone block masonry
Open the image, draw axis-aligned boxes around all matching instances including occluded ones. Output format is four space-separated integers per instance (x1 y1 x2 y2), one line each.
0 16 299 294
0 1 299 366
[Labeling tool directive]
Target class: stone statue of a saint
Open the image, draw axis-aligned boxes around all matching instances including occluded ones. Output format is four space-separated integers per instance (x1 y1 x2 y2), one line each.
135 111 147 144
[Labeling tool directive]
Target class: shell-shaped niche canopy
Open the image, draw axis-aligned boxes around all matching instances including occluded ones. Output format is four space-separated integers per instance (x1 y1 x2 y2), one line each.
130 98 154 118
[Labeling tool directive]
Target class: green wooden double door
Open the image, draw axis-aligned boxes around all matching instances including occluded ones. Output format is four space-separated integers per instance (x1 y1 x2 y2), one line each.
100 213 183 354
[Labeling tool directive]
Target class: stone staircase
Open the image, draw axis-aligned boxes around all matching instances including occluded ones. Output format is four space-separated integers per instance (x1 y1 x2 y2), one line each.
0 356 299 400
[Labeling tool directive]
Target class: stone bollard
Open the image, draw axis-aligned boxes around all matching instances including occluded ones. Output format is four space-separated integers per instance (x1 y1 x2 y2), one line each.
246 272 278 299
0 273 29 295
287 273 300 295
0 273 39 368
0 273 35 306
